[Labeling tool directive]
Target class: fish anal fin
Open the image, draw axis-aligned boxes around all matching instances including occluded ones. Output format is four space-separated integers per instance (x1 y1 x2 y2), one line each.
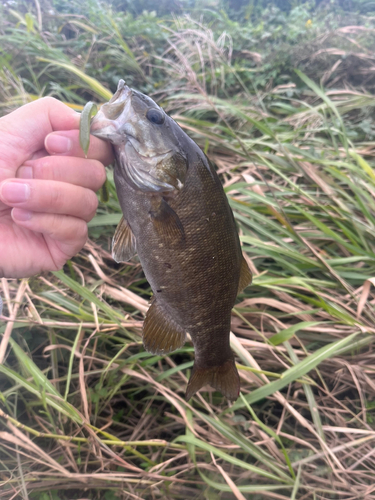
143 300 186 355
185 357 240 401
112 216 137 263
237 256 252 294
150 198 185 243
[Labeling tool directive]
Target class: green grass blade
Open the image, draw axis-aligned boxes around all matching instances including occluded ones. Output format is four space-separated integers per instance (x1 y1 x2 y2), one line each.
53 270 124 322
269 322 321 346
37 58 113 100
230 332 360 411
175 435 292 484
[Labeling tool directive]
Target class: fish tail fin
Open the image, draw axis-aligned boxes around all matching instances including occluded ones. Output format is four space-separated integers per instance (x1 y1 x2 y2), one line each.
185 357 240 402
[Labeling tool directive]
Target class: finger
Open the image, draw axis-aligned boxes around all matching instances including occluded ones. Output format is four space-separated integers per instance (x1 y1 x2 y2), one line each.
45 129 114 166
0 179 98 222
30 148 49 160
12 208 88 265
0 97 79 180
17 156 106 192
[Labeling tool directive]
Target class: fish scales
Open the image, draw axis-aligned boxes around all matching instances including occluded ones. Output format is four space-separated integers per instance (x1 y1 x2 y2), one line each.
116 148 241 360
90 79 252 401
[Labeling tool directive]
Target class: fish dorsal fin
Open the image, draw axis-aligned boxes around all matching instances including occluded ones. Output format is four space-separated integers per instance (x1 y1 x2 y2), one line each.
143 300 186 355
237 256 252 294
112 216 137 263
185 357 240 401
150 198 185 243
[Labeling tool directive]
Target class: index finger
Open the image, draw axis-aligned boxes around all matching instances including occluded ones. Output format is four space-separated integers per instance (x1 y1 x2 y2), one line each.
0 97 79 181
45 129 115 166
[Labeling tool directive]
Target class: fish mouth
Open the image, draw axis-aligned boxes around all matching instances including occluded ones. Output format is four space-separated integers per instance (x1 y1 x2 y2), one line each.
90 79 172 163
90 79 132 141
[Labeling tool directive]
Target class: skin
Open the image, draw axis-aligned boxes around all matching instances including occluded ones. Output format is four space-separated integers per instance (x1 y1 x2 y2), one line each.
0 97 114 279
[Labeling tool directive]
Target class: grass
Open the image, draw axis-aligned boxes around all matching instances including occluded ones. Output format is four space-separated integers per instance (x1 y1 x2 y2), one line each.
1 1 375 499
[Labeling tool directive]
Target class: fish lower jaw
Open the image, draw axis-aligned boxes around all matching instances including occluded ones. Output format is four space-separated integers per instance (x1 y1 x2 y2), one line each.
91 125 118 141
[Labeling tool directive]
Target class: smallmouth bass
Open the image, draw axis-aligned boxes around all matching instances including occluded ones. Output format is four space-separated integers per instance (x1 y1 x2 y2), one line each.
90 80 252 401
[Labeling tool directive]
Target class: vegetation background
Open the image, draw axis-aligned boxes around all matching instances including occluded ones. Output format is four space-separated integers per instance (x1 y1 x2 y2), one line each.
1 0 375 498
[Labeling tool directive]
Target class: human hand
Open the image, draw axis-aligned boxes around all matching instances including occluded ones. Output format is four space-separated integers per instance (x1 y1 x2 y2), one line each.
0 97 114 278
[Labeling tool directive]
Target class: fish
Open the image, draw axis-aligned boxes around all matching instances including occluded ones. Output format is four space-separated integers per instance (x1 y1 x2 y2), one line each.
90 80 252 401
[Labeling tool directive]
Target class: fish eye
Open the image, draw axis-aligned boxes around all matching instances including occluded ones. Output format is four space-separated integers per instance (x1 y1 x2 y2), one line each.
146 108 165 125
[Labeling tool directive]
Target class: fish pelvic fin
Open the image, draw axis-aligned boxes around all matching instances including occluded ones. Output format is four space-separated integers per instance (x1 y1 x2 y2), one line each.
237 256 252 295
112 216 137 263
143 300 186 355
185 357 240 402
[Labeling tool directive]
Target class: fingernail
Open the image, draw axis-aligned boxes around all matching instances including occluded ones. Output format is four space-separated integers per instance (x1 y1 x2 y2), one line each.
45 134 72 154
1 182 30 203
12 208 32 221
17 166 33 179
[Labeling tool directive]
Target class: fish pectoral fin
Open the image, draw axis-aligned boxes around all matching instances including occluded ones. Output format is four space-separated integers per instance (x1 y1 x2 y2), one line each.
143 300 186 355
237 256 252 294
149 198 185 242
185 357 240 401
112 216 137 263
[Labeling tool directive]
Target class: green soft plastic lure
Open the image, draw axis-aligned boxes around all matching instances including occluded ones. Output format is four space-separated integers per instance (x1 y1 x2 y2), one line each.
79 101 97 157
79 101 109 203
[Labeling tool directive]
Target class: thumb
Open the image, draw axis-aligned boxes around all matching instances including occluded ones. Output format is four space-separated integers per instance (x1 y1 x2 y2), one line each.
0 97 80 181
